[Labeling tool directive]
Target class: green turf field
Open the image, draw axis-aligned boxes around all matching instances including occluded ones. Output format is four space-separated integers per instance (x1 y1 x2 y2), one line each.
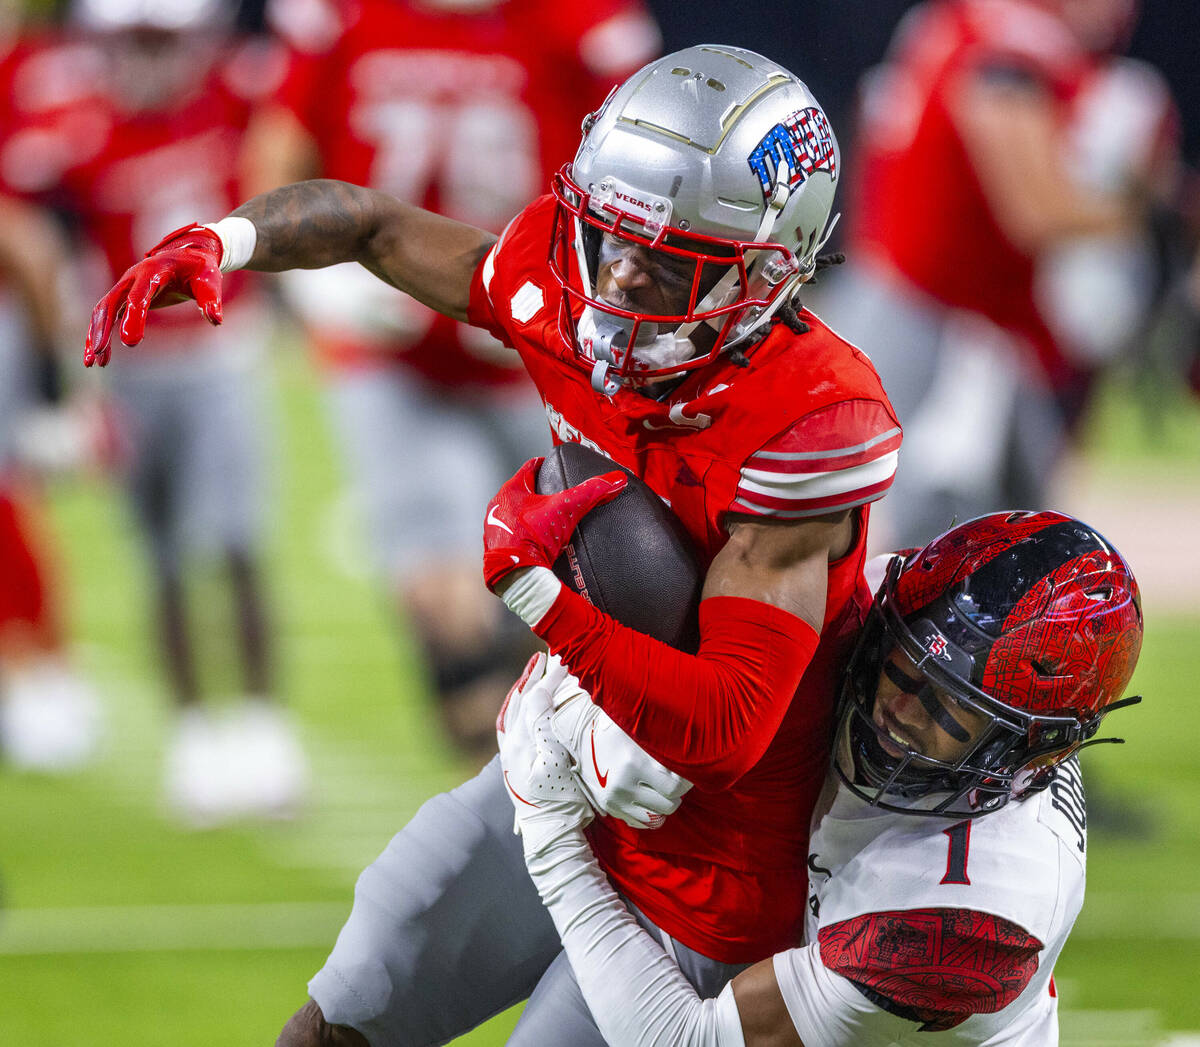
1 347 1197 1046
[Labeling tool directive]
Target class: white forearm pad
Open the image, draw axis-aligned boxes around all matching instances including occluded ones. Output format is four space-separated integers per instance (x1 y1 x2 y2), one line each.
528 833 745 1047
203 216 257 273
500 566 563 628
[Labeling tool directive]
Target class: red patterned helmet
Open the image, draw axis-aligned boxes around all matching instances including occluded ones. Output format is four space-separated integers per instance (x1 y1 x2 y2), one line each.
836 510 1143 817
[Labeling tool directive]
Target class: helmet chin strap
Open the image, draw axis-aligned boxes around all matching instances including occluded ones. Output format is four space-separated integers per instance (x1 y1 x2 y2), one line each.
577 310 695 394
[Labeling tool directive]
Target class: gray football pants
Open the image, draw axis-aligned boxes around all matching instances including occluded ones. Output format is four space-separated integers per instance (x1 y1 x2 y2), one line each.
309 756 747 1047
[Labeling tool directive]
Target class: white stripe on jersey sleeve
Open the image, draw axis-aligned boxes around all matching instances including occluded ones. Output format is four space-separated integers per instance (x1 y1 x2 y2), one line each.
738 450 900 503
733 451 899 518
481 212 523 297
729 497 887 519
749 426 902 463
481 243 498 293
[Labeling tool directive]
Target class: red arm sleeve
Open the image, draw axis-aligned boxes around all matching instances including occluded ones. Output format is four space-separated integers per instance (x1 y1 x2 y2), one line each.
532 590 818 788
818 908 1044 1031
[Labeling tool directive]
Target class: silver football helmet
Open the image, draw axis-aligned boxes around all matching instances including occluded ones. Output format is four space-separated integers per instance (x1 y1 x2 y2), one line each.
550 44 840 394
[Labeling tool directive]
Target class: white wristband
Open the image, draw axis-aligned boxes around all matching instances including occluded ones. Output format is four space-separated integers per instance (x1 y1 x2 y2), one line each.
501 566 563 628
203 216 257 273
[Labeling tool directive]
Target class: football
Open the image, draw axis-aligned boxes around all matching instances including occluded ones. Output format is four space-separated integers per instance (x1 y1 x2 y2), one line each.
536 443 702 651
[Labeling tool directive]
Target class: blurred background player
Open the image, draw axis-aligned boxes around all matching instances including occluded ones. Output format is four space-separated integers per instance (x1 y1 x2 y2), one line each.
242 0 661 760
0 192 103 773
0 5 102 772
814 0 1182 552
9 0 308 823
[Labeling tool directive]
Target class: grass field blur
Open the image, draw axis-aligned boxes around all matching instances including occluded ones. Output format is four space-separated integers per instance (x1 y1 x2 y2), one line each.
1 344 1198 1046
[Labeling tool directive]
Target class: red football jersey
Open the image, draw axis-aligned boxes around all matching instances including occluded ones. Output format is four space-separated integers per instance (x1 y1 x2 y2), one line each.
848 0 1090 386
0 28 110 202
268 0 660 388
470 195 902 960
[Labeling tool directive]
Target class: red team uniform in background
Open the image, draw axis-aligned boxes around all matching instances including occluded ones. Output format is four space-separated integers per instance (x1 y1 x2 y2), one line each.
5 20 305 814
847 0 1091 398
0 24 276 325
816 0 1170 555
471 195 902 960
56 57 267 341
268 0 659 390
0 27 87 656
0 23 109 772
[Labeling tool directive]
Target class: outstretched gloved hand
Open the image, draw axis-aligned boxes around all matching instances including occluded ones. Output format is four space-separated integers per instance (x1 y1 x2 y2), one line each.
84 223 224 367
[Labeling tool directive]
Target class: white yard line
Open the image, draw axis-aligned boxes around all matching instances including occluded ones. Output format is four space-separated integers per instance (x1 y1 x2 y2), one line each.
0 901 350 955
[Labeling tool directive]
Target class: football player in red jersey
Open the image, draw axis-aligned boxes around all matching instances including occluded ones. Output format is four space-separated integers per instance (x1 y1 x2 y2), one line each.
499 511 1144 1046
34 0 310 823
0 12 103 772
240 0 661 760
815 0 1179 552
85 46 901 1046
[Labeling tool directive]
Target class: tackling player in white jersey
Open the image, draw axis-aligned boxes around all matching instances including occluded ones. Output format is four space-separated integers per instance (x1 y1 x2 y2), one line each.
498 509 1143 1045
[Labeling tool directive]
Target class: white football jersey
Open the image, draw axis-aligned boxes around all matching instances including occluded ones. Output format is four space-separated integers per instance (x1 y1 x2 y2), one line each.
773 759 1088 1046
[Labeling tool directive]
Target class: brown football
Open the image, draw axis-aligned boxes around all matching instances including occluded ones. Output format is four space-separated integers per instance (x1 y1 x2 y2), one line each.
536 443 701 652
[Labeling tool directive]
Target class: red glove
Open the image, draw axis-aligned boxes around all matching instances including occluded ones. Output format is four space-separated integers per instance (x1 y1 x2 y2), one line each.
483 457 626 593
84 223 224 367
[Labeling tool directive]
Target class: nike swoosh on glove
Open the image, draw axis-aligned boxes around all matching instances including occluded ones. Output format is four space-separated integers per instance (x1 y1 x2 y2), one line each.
482 457 625 594
549 664 692 830
497 652 594 857
85 223 224 367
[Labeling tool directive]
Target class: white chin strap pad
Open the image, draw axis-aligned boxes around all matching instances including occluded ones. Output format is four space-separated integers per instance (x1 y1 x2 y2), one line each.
578 307 695 381
630 331 696 373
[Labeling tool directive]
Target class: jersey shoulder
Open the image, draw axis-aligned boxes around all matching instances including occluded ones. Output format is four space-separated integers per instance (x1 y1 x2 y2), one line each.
751 307 896 418
267 0 355 55
470 195 559 336
519 0 661 78
730 314 901 520
891 0 1083 97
